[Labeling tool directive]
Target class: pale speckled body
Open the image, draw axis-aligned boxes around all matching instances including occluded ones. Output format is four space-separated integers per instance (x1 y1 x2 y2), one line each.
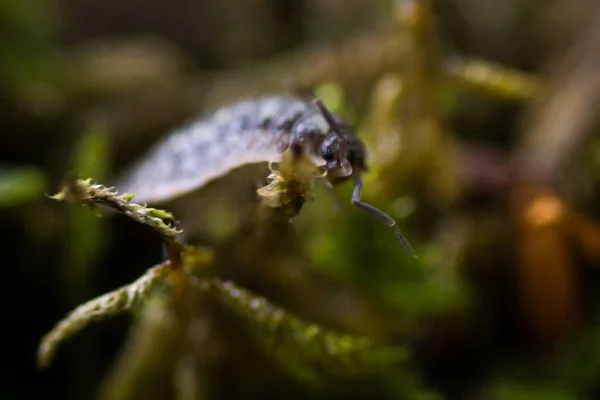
118 95 367 204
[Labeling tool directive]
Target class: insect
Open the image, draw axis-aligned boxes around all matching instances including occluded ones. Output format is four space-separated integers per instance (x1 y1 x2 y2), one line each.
118 95 416 259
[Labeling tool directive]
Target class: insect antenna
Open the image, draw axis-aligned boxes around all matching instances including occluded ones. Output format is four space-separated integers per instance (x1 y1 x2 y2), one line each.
313 99 351 174
313 98 417 260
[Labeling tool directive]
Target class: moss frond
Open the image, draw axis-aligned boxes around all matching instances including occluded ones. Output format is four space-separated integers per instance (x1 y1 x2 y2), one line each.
49 178 181 237
97 291 183 400
37 261 172 368
202 278 407 382
257 147 324 220
446 57 540 101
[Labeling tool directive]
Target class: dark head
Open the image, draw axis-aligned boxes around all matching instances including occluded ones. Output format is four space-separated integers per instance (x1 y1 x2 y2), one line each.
318 115 368 185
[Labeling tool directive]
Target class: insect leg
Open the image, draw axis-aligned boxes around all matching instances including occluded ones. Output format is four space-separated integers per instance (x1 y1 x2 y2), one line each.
351 173 417 259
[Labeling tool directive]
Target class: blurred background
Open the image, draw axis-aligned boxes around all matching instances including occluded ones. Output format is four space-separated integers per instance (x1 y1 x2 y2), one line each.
5 0 600 399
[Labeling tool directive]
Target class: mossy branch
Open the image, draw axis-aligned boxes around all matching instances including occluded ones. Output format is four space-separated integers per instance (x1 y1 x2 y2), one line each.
257 147 323 219
38 261 172 368
201 278 407 382
42 175 402 385
50 178 184 267
39 178 218 370
445 57 540 101
50 178 181 237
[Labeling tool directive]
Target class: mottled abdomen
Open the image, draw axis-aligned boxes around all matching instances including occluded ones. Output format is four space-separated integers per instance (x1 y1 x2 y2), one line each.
118 96 313 203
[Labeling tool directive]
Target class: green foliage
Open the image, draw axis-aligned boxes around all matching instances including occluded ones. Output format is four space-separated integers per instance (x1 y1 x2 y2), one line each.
97 291 188 400
43 176 410 391
315 82 345 113
0 166 47 208
445 57 540 102
69 116 111 179
50 178 181 238
38 261 173 368
0 0 68 115
63 118 111 300
202 278 407 383
486 378 579 400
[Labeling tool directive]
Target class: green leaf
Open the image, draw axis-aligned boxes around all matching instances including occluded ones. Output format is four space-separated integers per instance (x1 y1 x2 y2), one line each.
0 166 47 208
70 115 111 179
63 120 112 302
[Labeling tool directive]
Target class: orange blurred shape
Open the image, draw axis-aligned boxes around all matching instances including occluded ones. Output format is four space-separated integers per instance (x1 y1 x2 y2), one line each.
513 185 579 353
524 193 565 227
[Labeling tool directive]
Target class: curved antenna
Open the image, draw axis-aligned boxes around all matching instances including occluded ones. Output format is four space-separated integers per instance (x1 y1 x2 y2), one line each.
313 98 351 173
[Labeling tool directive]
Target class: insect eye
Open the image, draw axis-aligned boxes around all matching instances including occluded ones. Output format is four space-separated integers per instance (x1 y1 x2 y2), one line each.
322 147 335 162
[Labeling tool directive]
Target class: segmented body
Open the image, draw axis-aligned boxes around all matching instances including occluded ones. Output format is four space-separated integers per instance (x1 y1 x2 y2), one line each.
118 95 417 259
118 95 355 204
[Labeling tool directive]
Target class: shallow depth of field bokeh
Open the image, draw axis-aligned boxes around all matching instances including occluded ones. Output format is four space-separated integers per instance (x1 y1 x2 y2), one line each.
5 0 600 399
